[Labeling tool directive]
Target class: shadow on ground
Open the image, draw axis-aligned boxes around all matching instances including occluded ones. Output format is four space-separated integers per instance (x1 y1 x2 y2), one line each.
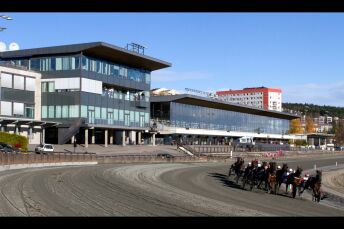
208 172 310 200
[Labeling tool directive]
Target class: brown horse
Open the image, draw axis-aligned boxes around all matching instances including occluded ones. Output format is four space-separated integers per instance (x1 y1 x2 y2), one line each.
266 162 278 194
228 157 245 183
312 181 322 202
301 170 322 202
285 166 303 198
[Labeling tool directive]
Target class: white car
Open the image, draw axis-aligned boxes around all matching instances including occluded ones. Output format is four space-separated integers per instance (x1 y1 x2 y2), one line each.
35 144 54 154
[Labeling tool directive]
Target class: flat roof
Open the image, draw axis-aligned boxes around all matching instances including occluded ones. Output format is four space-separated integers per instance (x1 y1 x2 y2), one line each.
0 42 171 71
150 94 299 120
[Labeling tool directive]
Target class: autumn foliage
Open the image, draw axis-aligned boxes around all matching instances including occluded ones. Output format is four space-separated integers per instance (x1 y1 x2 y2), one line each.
289 118 304 134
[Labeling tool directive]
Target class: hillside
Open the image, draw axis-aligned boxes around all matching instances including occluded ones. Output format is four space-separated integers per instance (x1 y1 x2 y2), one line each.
282 103 344 118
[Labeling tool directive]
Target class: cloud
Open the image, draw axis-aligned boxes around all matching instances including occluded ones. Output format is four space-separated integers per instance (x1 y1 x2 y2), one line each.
283 81 344 107
151 70 211 82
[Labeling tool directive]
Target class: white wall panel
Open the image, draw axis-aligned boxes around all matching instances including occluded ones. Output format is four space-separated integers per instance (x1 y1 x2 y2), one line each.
0 101 12 116
25 77 36 91
13 102 24 115
13 75 25 90
81 78 102 94
0 73 12 88
54 77 80 90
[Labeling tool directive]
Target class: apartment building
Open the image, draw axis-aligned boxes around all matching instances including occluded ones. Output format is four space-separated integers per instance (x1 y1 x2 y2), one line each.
216 87 282 112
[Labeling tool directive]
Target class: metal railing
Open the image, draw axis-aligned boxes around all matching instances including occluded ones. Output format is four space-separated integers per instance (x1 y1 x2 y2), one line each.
0 152 97 166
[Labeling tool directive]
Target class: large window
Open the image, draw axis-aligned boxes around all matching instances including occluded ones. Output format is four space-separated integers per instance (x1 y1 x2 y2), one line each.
80 55 150 84
42 82 55 92
159 102 291 135
69 105 79 118
41 106 47 118
25 105 34 119
30 56 80 71
48 106 55 118
55 106 62 118
62 105 69 118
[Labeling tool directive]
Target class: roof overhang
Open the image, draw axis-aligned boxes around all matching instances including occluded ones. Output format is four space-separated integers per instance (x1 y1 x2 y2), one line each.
0 117 59 127
0 42 171 71
151 94 300 120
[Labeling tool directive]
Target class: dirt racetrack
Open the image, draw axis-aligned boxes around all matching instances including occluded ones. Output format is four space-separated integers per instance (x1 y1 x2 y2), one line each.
0 156 344 216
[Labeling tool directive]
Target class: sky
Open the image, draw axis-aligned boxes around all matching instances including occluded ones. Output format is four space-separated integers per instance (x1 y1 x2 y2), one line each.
1 13 344 106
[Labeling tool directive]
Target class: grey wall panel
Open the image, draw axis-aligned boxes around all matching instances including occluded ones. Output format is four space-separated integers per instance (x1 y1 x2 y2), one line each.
41 70 82 79
1 88 34 104
43 92 80 105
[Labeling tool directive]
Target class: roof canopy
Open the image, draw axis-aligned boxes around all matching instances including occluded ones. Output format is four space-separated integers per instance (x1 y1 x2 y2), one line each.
151 94 299 120
0 42 171 71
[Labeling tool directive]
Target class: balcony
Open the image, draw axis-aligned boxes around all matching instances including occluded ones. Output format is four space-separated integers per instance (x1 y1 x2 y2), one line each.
131 100 149 108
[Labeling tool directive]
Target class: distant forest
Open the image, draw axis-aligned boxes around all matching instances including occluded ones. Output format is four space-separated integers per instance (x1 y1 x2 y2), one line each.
282 103 344 118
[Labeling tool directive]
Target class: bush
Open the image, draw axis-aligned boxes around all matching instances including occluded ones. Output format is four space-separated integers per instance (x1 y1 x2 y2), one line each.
294 139 308 146
0 131 28 151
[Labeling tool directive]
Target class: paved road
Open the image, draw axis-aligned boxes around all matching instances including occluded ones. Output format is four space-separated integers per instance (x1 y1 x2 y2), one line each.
0 156 344 216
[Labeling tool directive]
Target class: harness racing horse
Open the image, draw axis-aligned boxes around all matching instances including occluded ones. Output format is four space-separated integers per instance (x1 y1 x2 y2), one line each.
284 166 303 198
256 161 269 190
242 159 258 190
276 163 288 190
266 162 278 194
301 170 323 202
228 157 245 183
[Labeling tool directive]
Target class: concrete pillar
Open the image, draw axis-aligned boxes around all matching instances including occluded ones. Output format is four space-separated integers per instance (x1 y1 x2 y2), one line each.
85 128 88 148
129 131 136 145
109 130 113 145
29 127 33 143
42 128 45 144
15 125 19 134
0 125 5 132
324 138 327 145
122 130 126 146
91 129 95 144
137 132 142 145
71 136 75 144
152 133 156 146
105 129 108 147
319 138 321 146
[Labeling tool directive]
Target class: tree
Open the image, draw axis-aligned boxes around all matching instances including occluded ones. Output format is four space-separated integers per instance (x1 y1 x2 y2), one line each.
305 116 315 133
289 118 304 134
334 119 344 146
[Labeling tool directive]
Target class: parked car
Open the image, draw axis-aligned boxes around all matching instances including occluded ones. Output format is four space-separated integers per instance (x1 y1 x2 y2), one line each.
0 142 20 153
335 145 344 151
157 153 174 158
35 144 54 154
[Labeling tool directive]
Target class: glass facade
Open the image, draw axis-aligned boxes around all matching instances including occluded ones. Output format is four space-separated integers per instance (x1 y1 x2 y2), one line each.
2 52 153 130
155 102 290 135
3 55 151 85
42 105 149 128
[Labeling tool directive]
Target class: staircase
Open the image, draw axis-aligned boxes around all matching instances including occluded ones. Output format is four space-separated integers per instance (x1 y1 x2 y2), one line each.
177 143 195 156
58 118 86 145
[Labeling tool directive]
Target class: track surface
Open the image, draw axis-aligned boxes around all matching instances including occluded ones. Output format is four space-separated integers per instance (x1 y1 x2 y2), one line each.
0 156 344 216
